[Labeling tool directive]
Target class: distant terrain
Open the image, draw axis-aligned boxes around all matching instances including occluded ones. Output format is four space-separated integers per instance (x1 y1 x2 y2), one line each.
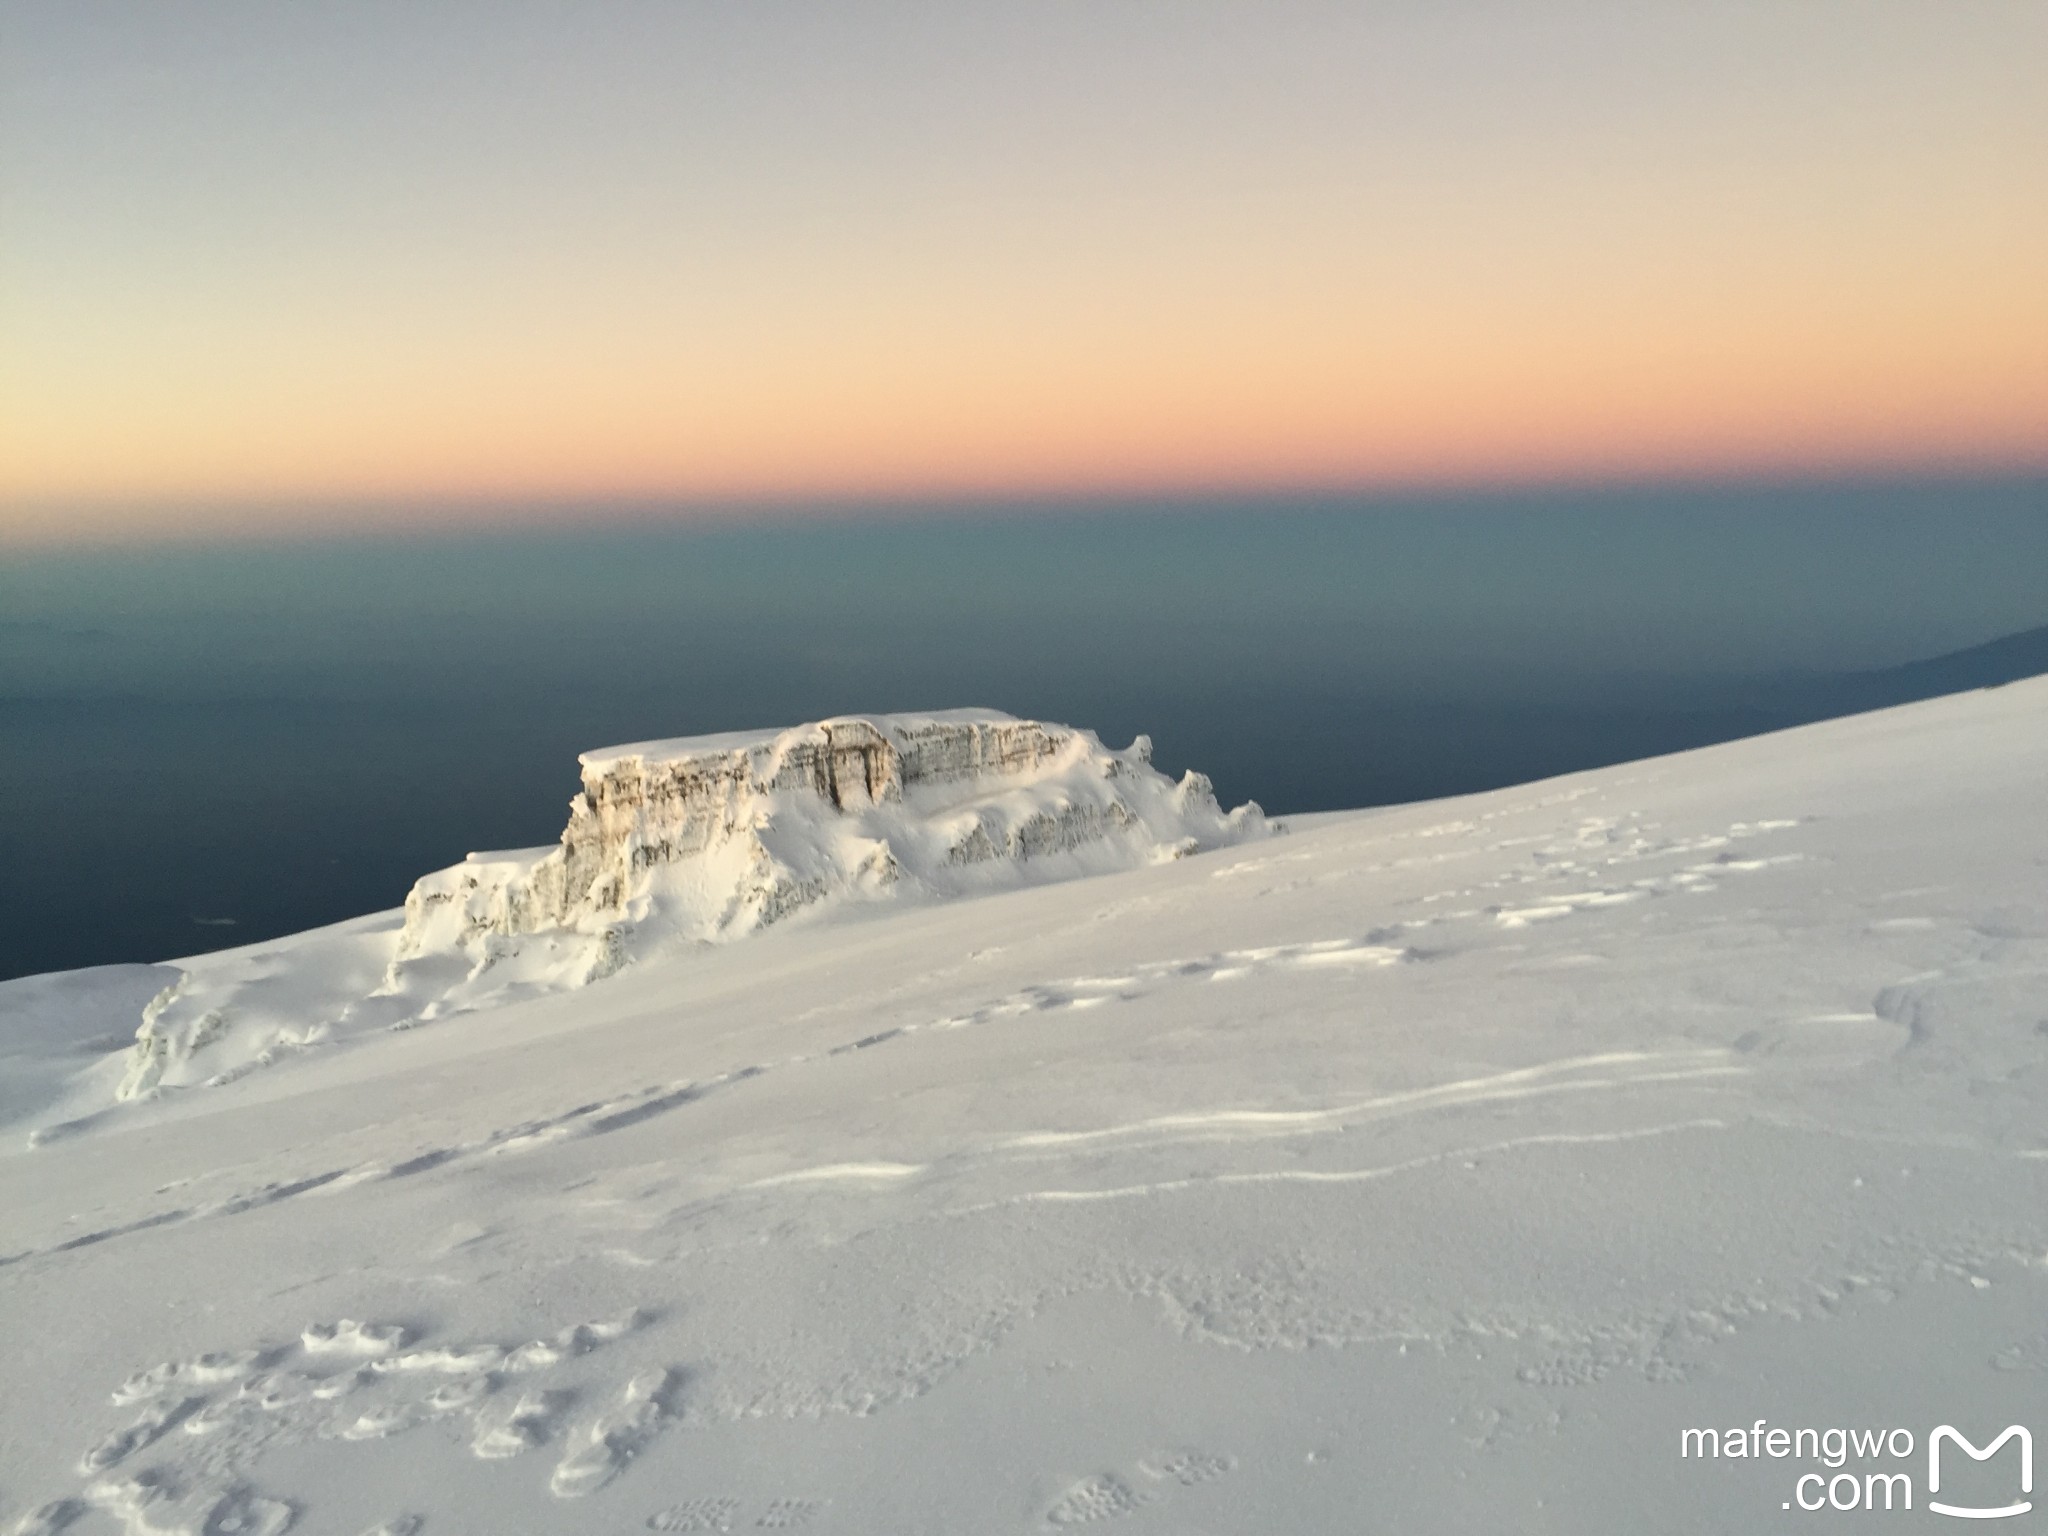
1759 620 2048 716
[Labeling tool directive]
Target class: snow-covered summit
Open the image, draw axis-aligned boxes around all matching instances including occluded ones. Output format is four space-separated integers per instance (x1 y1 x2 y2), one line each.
111 711 1269 1102
391 710 1268 974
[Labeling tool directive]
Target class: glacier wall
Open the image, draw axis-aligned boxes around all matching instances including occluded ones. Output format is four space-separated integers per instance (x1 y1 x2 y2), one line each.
113 711 1270 1102
392 711 1264 972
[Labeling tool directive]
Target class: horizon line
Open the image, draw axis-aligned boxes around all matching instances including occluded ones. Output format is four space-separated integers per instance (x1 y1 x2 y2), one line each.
5 458 2044 555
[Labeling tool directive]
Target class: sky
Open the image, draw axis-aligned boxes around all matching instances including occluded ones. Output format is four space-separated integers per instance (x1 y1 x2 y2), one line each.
2 1 2045 544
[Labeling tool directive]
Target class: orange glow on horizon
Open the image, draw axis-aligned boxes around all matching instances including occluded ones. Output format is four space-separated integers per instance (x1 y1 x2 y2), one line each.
6 282 2043 545
4 6 2043 544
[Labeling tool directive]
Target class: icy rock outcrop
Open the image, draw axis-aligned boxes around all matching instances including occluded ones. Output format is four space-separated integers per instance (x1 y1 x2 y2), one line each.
111 712 1267 1103
388 710 1267 983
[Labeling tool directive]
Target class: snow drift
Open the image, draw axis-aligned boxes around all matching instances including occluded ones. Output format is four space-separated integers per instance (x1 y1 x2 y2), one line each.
110 712 1269 1102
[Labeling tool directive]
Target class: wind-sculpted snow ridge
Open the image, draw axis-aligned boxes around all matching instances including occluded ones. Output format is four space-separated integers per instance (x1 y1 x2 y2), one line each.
98 712 1267 1105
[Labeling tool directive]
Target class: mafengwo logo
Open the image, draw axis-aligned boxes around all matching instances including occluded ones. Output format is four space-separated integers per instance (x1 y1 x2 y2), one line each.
1929 1426 2032 1521
1681 1421 2033 1517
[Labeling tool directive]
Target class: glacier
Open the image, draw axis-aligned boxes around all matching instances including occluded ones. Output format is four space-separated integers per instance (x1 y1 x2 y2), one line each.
107 712 1268 1105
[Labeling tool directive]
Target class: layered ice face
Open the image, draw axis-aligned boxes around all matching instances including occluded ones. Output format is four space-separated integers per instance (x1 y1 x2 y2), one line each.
109 712 1270 1102
396 711 1265 964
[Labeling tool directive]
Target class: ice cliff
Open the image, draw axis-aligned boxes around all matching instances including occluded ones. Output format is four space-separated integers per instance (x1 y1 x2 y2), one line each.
111 711 1269 1102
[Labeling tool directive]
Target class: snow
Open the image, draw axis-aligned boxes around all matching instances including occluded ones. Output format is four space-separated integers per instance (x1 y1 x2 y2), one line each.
2 680 2045 1532
0 966 175 1131
574 707 1033 769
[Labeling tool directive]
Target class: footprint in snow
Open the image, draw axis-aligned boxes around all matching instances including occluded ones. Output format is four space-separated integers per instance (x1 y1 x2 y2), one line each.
550 1368 682 1498
648 1498 741 1532
754 1500 823 1528
1045 1473 1148 1524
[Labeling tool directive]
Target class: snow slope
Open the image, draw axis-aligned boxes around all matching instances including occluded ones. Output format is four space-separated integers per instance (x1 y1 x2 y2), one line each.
2 682 2045 1533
